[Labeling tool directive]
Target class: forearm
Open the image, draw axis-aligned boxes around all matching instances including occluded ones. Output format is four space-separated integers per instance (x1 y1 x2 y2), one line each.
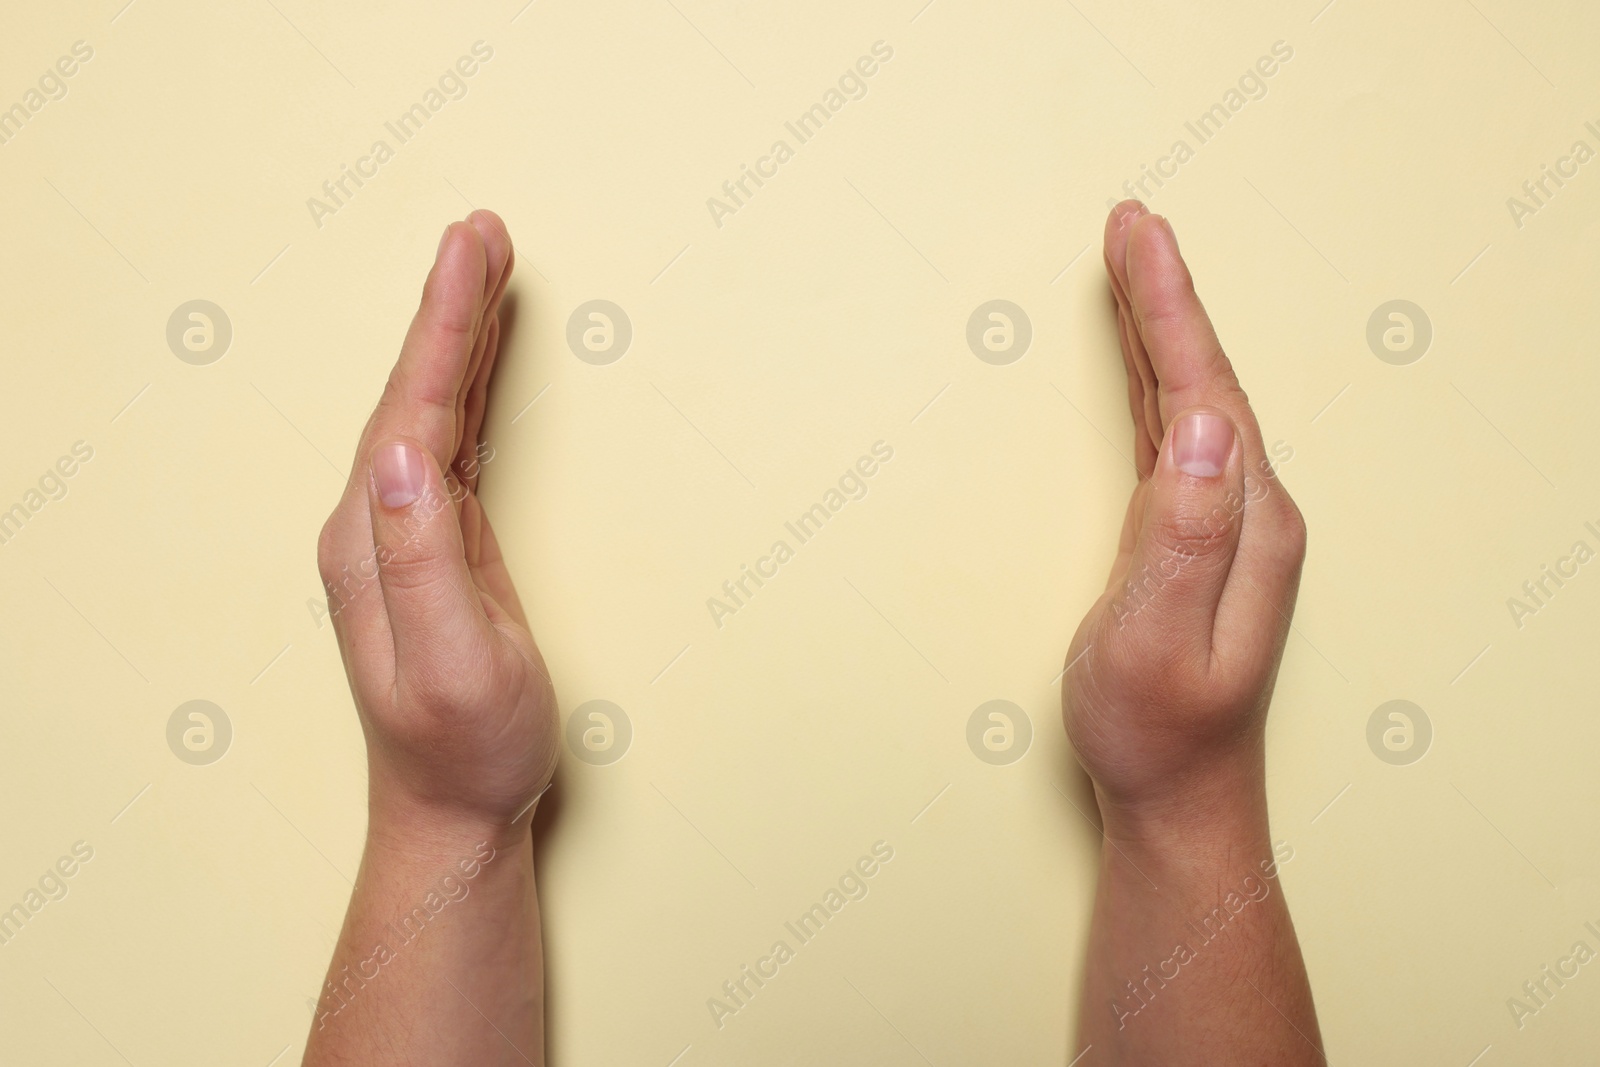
1077 783 1321 1065
306 210 553 1064
303 795 545 1066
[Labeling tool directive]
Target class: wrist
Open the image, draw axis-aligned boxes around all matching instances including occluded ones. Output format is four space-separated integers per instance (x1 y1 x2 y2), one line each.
1091 753 1269 859
365 782 534 868
1095 807 1281 918
364 752 546 851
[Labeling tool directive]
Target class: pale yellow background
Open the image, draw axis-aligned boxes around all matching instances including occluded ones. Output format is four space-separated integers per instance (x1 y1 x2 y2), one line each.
1 0 1597 1063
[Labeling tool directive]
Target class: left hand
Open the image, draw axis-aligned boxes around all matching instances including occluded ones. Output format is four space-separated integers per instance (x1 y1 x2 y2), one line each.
315 210 558 835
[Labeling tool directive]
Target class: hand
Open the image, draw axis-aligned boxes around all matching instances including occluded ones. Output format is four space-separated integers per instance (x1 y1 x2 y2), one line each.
316 211 557 837
1062 201 1307 841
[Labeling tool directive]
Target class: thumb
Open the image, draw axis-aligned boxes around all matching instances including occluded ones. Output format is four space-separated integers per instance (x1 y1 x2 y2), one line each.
366 437 491 672
1114 408 1244 651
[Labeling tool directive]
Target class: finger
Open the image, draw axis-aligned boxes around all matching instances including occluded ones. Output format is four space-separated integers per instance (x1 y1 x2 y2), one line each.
374 220 492 470
1119 305 1160 476
472 209 515 319
1110 296 1156 476
450 316 495 503
455 314 499 492
459 491 530 633
1104 200 1163 470
317 221 495 656
1103 213 1144 430
1123 214 1262 454
367 436 494 677
1120 212 1309 655
316 511 396 693
1114 408 1244 655
1212 475 1308 667
453 211 513 466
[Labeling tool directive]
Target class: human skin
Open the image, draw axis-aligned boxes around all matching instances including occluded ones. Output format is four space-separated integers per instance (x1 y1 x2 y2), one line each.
297 200 1319 1064
302 210 558 1066
1063 201 1323 1063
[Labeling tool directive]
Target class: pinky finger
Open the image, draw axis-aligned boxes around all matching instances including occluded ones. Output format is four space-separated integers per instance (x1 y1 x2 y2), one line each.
456 314 501 494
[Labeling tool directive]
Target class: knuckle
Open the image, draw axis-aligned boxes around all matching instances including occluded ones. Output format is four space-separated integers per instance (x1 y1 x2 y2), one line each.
1282 503 1308 555
1267 495 1308 564
399 654 458 710
1103 634 1207 713
1099 595 1204 679
376 544 451 599
398 640 495 717
1149 498 1236 557
437 307 477 345
1131 298 1188 338
418 276 481 344
315 517 342 585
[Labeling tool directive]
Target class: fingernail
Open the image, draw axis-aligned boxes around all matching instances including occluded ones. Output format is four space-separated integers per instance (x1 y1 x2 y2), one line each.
1118 202 1148 231
437 224 453 257
1170 412 1233 478
373 441 426 508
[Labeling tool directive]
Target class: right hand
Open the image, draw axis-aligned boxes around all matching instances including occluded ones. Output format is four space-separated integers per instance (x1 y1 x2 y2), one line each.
1061 201 1308 836
315 211 558 836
